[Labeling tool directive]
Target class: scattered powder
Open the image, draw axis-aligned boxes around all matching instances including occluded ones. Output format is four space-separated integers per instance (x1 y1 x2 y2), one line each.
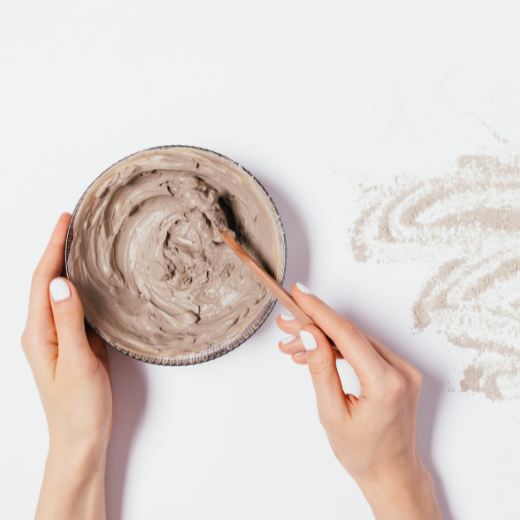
351 155 520 401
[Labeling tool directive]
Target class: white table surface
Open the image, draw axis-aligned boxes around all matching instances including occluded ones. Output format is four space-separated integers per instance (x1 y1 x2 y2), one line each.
2 2 520 519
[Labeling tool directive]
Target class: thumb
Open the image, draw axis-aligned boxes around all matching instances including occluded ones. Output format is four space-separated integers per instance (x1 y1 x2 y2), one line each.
49 277 90 358
300 325 349 429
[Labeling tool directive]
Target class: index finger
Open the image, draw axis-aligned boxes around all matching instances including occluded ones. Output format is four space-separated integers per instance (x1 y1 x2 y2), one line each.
291 283 389 386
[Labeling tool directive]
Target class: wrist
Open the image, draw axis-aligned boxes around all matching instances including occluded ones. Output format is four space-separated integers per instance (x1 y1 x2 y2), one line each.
356 457 442 520
36 439 107 520
47 437 107 481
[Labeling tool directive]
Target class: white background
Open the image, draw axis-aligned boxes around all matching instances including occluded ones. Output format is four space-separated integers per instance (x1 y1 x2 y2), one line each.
2 1 520 519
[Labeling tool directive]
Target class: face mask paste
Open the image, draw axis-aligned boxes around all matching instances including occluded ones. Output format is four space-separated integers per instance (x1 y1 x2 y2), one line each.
68 147 281 358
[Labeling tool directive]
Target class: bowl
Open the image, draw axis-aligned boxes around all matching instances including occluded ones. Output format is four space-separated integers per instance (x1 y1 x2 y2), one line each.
65 145 286 366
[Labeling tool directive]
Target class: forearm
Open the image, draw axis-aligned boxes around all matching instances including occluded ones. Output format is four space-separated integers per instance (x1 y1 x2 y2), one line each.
358 459 442 520
35 443 107 520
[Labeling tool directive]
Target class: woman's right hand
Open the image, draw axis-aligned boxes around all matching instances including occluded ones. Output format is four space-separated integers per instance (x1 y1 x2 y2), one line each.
277 283 442 520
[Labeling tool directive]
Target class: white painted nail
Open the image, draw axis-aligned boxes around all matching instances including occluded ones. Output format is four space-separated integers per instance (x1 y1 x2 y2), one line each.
280 335 296 344
296 282 311 294
50 278 71 302
280 313 295 321
300 330 318 351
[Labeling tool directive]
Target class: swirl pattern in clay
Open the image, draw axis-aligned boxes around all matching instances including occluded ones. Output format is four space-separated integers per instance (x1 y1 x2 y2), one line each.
68 147 282 359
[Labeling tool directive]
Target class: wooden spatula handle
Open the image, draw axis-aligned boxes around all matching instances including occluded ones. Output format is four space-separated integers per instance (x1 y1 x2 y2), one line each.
217 227 315 325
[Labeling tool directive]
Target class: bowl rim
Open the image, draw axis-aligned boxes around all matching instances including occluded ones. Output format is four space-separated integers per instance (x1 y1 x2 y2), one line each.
64 144 287 366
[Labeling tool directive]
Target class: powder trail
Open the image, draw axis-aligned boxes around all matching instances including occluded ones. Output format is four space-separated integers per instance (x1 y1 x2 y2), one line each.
351 155 520 401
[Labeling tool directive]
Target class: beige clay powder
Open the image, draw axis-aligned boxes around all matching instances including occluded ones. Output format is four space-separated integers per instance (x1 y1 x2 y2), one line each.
351 155 520 401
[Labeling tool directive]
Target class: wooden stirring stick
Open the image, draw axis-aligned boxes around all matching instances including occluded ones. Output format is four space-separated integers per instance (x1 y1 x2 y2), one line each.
216 221 386 357
215 223 315 325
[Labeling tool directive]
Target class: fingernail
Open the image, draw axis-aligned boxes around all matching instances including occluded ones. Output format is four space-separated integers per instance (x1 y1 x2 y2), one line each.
280 335 296 344
50 278 71 302
296 282 311 294
300 330 317 351
280 313 295 321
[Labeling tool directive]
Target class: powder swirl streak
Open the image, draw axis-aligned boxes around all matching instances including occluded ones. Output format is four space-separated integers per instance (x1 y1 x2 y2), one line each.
351 155 520 401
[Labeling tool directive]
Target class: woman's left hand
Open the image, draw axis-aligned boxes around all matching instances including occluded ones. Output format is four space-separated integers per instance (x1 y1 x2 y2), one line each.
21 213 113 520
